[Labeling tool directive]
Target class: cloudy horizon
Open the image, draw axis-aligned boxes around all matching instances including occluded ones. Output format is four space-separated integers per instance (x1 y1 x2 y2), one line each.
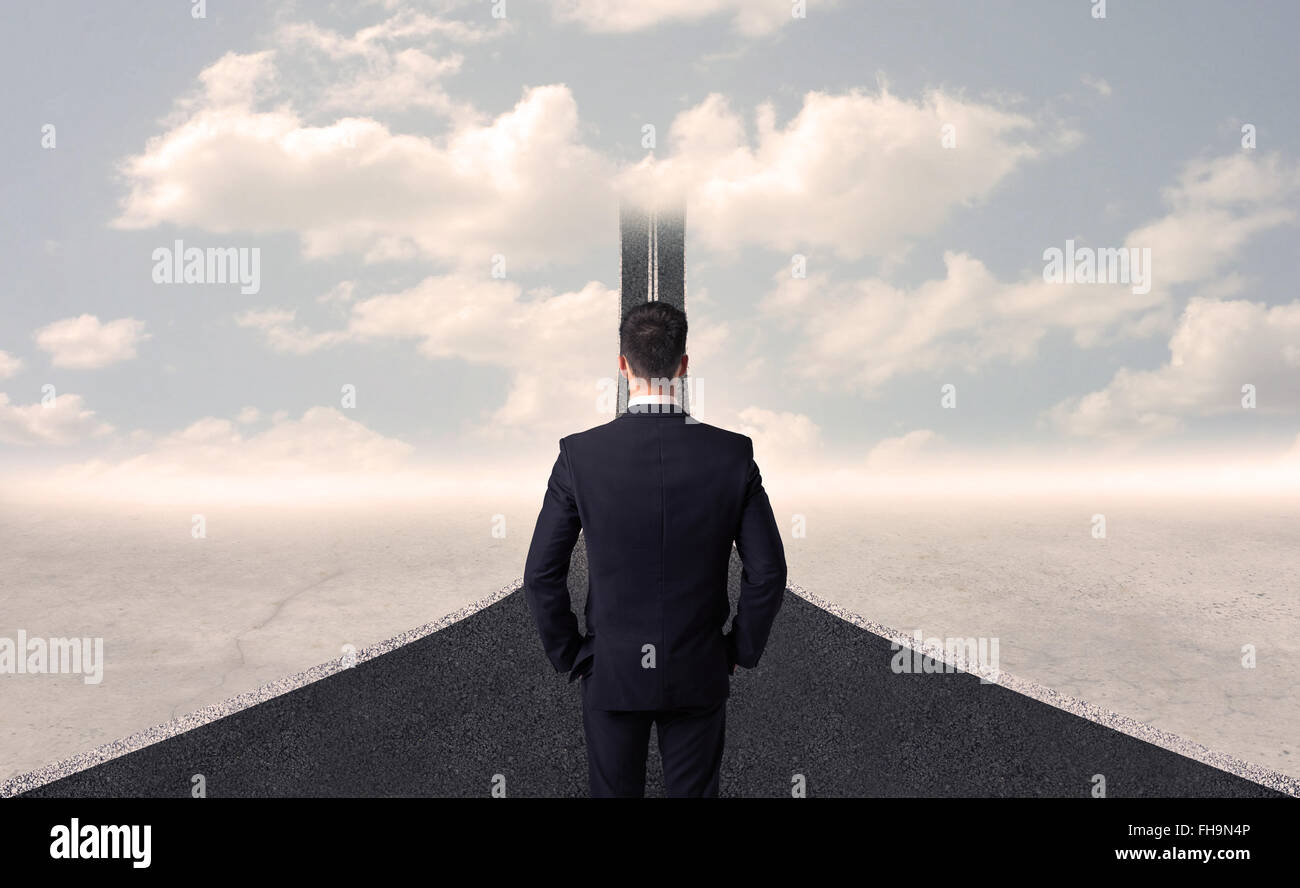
2 0 1298 503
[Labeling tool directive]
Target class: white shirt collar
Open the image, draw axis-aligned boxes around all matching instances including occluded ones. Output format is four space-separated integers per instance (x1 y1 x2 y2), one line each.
627 393 680 407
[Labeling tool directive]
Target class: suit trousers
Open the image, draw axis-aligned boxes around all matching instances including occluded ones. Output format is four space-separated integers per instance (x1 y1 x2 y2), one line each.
580 674 726 798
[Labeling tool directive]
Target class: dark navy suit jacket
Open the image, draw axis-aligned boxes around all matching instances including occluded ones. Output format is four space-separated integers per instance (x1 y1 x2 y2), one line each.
524 402 787 711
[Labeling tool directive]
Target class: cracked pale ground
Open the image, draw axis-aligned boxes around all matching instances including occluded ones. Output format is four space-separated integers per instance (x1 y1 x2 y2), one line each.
1 494 1295 783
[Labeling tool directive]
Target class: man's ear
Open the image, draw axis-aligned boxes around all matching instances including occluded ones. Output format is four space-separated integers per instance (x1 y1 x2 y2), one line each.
678 354 689 378
617 354 629 381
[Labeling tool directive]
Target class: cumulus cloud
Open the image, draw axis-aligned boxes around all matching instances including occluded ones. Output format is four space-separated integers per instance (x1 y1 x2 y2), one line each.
0 392 114 445
33 315 150 369
113 49 616 268
128 408 412 474
618 88 1068 261
734 406 822 470
550 0 841 36
763 251 1167 393
234 308 348 356
0 350 22 380
1125 152 1300 288
116 30 1066 273
275 12 500 117
1048 298 1300 440
238 274 620 439
761 151 1299 394
79 6 1299 492
234 270 763 451
1037 153 1300 441
18 408 421 503
865 429 939 469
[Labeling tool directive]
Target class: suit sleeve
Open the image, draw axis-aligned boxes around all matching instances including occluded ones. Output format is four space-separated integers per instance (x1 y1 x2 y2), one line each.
726 440 787 669
524 438 584 674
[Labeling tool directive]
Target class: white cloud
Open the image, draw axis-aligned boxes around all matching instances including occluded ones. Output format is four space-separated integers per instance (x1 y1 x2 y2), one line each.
550 0 840 36
734 406 821 470
92 408 411 477
235 308 349 356
761 151 1299 394
236 268 756 449
0 350 23 380
764 251 1167 394
77 8 1300 488
1030 152 1300 443
1048 297 1300 440
114 46 616 269
0 392 114 445
239 274 620 439
33 315 150 369
347 276 617 435
1126 152 1300 287
1081 75 1112 96
865 429 939 469
275 13 499 117
116 40 1066 273
318 281 356 304
618 88 1068 261
14 408 423 503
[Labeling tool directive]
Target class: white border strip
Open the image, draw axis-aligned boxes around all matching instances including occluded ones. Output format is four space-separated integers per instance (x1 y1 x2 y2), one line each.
3 580 1295 797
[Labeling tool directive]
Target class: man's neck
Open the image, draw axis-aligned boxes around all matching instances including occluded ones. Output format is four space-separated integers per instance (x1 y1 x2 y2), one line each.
626 388 683 415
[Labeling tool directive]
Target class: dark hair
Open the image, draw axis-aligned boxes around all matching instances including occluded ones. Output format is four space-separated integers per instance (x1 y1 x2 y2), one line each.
619 302 687 381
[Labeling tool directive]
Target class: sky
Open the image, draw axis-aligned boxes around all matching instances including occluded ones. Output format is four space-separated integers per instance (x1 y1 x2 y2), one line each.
1 0 1298 502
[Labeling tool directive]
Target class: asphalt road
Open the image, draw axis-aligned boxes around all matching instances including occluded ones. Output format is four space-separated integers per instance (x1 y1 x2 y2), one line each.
22 541 1282 797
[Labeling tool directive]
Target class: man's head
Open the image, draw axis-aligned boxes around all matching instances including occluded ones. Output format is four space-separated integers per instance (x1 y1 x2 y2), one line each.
618 302 688 391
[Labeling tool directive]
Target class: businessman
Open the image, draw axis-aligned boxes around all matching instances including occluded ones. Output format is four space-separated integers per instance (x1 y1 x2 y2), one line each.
524 301 787 798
